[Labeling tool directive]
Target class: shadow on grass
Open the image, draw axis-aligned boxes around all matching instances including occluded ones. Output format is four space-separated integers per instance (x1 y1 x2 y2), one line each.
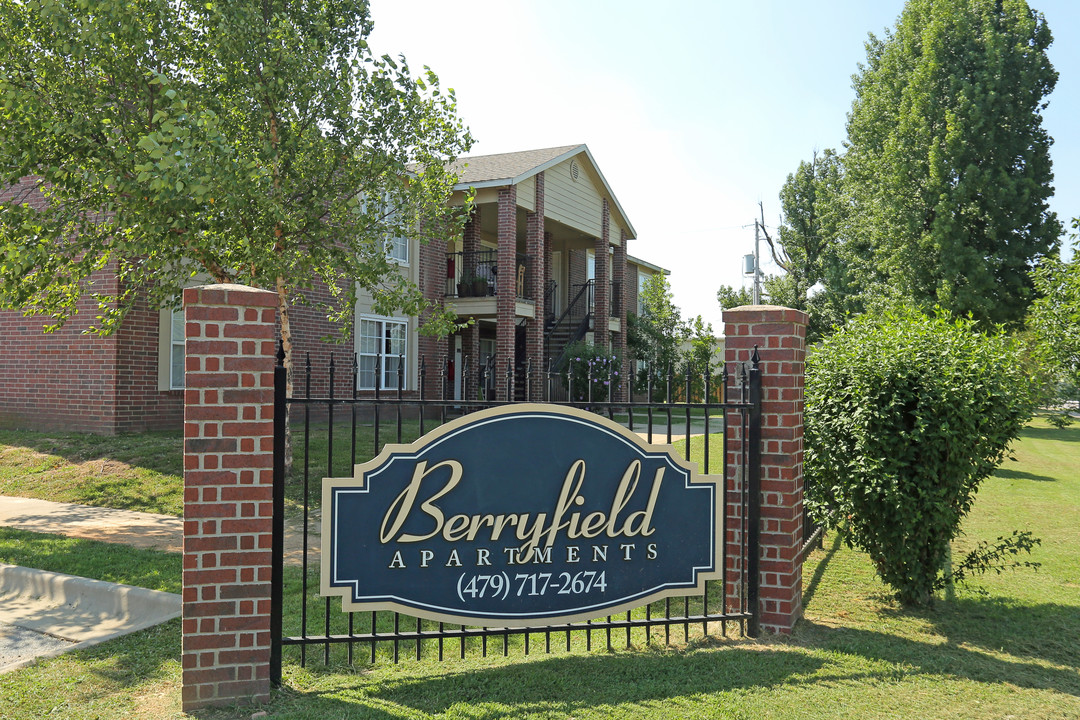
257 647 826 720
796 615 1080 698
1016 422 1080 444
991 467 1056 482
796 535 1079 698
800 532 839 608
926 597 1080 672
0 429 184 515
0 619 181 719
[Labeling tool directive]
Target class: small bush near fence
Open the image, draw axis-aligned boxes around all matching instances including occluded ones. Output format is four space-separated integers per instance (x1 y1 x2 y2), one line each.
805 310 1036 607
563 341 621 404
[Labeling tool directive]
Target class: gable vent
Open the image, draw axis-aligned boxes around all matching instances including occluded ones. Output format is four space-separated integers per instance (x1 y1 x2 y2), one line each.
569 159 580 182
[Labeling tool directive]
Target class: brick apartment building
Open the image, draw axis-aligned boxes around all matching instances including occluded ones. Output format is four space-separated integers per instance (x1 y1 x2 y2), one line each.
0 144 666 433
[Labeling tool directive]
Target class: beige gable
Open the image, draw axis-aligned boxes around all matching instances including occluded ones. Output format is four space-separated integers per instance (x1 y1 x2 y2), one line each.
544 157 603 238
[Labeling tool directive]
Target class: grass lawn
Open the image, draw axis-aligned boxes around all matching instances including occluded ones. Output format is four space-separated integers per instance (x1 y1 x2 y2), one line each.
0 417 1076 719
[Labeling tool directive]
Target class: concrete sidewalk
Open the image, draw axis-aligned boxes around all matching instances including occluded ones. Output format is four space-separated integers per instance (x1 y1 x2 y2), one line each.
0 495 184 553
0 495 320 563
0 494 318 674
0 563 181 674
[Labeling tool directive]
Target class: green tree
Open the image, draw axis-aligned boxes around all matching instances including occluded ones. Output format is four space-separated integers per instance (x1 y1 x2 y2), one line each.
1028 224 1080 403
805 310 1036 606
844 0 1060 326
0 0 471 376
681 315 720 402
767 149 857 340
630 273 688 392
716 284 752 311
770 151 846 300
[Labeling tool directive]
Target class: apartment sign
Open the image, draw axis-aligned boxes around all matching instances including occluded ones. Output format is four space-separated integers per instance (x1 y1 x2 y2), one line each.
321 404 723 626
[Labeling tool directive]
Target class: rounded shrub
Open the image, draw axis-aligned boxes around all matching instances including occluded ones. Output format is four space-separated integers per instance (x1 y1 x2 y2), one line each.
805 310 1035 606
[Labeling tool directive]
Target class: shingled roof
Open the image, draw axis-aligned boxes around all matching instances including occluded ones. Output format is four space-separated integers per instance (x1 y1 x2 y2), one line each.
449 145 584 187
449 144 636 239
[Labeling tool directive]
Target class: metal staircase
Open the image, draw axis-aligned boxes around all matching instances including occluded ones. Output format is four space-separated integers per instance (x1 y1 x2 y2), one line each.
544 280 594 373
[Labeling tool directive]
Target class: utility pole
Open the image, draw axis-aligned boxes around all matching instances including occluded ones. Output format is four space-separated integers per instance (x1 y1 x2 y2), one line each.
752 219 762 305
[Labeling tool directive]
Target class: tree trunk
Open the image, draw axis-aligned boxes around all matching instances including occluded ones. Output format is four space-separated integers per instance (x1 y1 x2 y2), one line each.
276 276 294 471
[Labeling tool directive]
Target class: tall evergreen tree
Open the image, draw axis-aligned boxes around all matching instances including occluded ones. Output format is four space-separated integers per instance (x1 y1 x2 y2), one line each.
844 0 1060 326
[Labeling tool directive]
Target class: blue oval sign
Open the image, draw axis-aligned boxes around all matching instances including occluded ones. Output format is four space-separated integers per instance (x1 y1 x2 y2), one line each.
321 404 723 626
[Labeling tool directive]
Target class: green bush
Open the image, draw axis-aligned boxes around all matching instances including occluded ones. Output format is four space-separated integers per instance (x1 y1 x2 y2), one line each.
563 341 621 404
805 310 1035 606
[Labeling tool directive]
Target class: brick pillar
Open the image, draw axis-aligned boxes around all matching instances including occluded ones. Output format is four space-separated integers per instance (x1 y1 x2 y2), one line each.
722 305 807 635
182 284 277 711
418 236 449 399
612 229 628 402
526 172 546 400
463 322 480 401
593 199 610 348
463 205 481 254
495 186 517 401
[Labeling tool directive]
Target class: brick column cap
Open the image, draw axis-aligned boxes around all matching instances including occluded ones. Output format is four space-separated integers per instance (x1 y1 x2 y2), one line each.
183 284 278 308
722 305 809 325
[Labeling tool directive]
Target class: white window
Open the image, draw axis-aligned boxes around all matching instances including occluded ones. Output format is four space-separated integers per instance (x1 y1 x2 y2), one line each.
637 271 648 315
357 317 408 390
360 192 409 265
170 308 185 389
387 231 408 264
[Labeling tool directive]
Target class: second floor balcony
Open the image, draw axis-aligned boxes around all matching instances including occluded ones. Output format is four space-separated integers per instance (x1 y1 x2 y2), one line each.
446 249 535 319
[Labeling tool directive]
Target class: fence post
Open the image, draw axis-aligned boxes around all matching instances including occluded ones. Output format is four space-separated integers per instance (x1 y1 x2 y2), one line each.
723 305 808 634
182 283 278 712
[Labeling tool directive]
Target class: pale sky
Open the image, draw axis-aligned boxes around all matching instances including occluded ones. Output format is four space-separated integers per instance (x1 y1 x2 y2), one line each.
368 0 1080 332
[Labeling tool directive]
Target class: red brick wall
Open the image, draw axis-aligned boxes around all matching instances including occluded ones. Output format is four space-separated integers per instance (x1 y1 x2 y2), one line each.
1 177 182 433
723 305 808 634
0 276 184 434
114 296 184 432
285 278 354 400
181 283 277 712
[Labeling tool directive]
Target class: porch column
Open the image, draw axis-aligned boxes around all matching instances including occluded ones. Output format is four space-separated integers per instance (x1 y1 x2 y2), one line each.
613 229 628 403
593 199 610 348
463 205 481 254
418 236 449 399
463 323 479 401
723 305 808 635
526 173 546 400
495 186 517 401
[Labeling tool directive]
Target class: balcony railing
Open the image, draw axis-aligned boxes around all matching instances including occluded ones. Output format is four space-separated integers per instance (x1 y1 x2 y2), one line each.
446 250 531 301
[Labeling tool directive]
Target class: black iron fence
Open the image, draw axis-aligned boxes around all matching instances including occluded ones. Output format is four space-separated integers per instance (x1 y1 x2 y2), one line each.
269 347 761 682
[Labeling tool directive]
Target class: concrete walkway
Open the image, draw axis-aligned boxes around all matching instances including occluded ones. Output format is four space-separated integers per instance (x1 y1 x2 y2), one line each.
0 495 320 563
0 563 180 673
0 496 184 553
0 494 318 673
